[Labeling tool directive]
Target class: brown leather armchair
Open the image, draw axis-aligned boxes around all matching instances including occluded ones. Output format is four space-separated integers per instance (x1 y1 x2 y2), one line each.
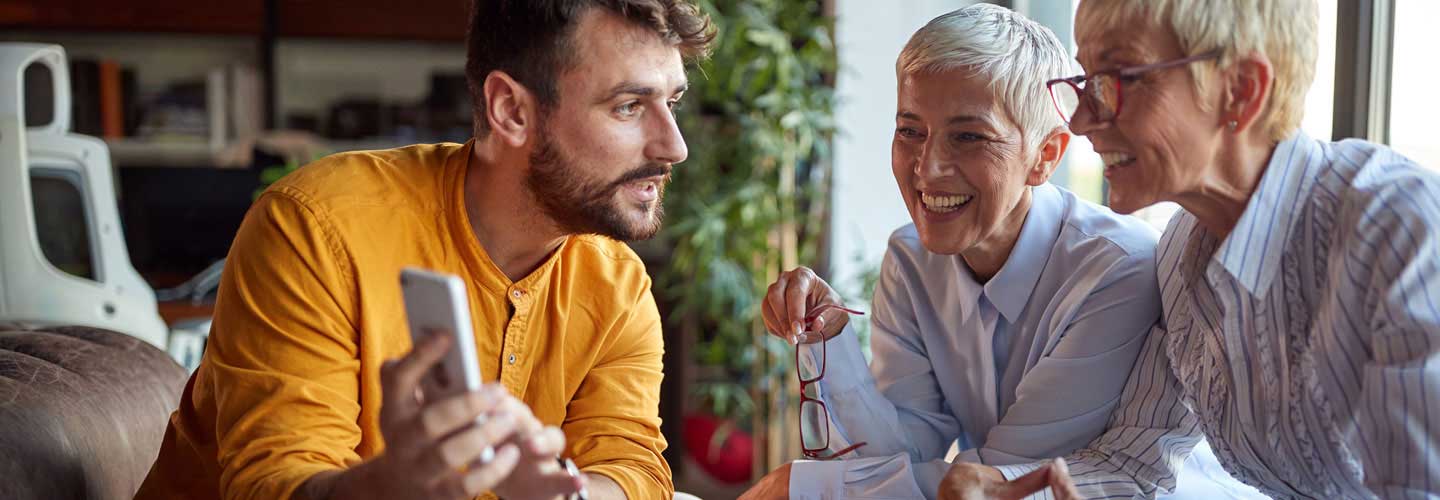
0 325 187 500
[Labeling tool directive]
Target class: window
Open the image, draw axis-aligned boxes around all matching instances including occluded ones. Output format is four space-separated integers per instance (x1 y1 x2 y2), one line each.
1388 1 1440 169
31 169 98 281
1302 0 1339 142
1054 0 1106 207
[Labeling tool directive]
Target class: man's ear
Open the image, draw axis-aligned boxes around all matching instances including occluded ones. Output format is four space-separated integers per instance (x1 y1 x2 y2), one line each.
482 71 538 147
1027 127 1071 186
1222 53 1274 134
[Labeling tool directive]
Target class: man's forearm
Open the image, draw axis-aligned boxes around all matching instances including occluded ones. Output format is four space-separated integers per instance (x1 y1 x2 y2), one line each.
296 469 345 500
583 473 627 499
296 460 385 500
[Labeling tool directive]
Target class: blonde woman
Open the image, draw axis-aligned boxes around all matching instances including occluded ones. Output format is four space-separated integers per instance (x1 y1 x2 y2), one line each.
940 1 1440 499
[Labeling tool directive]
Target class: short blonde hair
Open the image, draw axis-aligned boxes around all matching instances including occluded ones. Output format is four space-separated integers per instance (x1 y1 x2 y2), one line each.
897 4 1072 153
1076 0 1318 142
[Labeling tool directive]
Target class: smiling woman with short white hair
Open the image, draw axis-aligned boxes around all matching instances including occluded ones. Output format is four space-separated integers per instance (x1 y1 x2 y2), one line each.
938 0 1440 499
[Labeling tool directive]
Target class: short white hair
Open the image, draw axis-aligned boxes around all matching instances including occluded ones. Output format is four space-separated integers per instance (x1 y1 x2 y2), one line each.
1077 0 1318 143
897 3 1072 152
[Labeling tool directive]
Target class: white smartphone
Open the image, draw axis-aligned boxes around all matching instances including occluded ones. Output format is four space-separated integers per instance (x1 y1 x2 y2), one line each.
399 267 484 403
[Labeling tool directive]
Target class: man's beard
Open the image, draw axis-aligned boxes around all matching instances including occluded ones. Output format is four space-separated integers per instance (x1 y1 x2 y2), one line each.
525 131 671 242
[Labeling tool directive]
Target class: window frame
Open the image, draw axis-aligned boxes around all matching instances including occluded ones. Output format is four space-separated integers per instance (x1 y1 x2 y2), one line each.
1332 0 1395 143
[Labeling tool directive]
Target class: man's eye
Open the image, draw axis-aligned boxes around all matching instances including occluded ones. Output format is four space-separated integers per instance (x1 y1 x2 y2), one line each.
896 127 923 139
951 132 985 142
616 102 642 117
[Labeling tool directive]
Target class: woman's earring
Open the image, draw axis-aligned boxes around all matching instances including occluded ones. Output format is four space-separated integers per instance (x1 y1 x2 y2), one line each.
1227 120 1239 131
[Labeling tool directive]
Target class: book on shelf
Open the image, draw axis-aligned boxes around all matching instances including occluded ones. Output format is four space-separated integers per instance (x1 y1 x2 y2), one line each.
67 58 135 139
69 58 100 136
62 58 263 157
228 64 264 141
98 60 124 139
206 66 227 151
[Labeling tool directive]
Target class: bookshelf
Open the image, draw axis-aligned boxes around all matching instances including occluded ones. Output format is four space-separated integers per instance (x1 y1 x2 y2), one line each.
1 0 471 168
0 0 462 39
1 0 265 34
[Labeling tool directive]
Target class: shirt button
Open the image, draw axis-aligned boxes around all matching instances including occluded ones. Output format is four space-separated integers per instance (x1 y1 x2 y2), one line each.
511 289 524 299
508 354 517 365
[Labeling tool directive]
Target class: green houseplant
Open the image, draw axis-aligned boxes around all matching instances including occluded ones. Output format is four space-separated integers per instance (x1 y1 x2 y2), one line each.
656 0 838 468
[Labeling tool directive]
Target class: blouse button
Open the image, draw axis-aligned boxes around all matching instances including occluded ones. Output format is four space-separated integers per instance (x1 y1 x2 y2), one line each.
508 354 517 365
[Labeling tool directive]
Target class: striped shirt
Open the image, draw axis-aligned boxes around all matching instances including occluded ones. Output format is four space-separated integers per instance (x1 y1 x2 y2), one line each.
995 131 1440 499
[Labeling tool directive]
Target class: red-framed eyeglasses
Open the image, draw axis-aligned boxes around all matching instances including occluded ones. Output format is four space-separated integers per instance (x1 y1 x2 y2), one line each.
796 303 867 460
1046 51 1220 125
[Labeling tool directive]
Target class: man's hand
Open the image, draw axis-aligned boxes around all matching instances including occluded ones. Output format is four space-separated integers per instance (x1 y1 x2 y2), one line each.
737 462 792 500
488 400 587 500
937 459 1080 500
763 267 849 343
304 333 525 500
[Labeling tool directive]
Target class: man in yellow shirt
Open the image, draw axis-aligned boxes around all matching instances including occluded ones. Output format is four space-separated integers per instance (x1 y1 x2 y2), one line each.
135 1 714 499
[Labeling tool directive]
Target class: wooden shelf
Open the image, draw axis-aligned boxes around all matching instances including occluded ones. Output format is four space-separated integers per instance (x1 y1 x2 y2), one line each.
276 0 468 41
0 0 265 35
106 137 422 168
106 139 215 168
1 0 468 41
9 0 472 168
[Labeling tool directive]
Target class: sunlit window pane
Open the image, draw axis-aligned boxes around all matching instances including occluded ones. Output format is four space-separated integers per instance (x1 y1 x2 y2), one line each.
1301 0 1337 141
1389 1 1440 170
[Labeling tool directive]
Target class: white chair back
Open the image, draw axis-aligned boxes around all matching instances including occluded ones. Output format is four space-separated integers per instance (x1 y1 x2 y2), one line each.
0 43 168 349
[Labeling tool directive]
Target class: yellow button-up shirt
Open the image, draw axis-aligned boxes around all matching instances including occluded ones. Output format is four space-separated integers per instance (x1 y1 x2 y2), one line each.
137 142 671 499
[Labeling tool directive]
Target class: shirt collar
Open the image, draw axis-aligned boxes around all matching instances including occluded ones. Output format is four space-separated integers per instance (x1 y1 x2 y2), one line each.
447 140 565 296
983 184 1064 323
1210 130 1324 296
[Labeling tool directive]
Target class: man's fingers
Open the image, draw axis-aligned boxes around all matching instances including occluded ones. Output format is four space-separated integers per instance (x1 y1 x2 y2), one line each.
459 444 521 496
383 414 434 461
433 412 518 472
490 394 542 437
429 443 521 499
420 388 502 441
383 332 453 409
523 426 567 457
379 360 412 420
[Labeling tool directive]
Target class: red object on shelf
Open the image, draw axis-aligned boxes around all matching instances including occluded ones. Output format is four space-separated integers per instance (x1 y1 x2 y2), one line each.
682 413 753 484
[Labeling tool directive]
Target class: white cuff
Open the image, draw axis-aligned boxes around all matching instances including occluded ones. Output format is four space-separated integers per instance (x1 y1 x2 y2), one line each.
994 461 1046 481
789 454 928 500
788 459 849 500
816 323 873 394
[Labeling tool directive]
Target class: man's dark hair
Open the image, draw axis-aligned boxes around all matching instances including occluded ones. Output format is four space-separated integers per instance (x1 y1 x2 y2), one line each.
466 0 715 135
